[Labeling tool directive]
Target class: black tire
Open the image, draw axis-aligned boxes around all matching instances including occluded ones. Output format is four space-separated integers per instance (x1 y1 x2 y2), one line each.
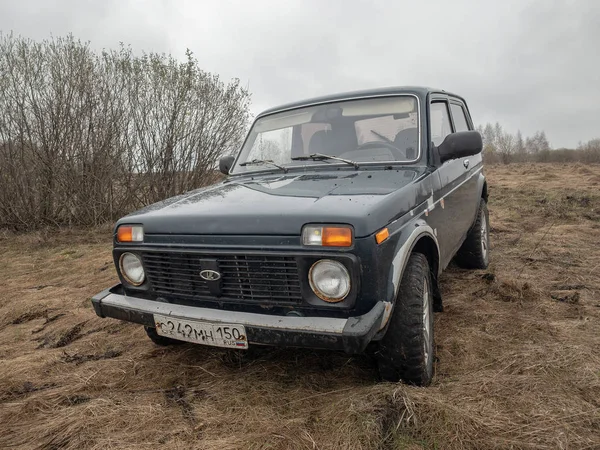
144 326 185 346
376 252 434 386
455 199 490 270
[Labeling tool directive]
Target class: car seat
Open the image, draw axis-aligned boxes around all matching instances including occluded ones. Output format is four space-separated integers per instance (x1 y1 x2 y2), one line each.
394 127 419 160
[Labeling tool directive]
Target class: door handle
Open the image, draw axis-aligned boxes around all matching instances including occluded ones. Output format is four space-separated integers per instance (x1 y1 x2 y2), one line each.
463 159 470 169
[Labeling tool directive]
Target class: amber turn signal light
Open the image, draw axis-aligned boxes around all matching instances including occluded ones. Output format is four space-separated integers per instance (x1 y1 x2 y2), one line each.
322 227 353 247
375 228 389 244
117 225 144 243
303 225 353 247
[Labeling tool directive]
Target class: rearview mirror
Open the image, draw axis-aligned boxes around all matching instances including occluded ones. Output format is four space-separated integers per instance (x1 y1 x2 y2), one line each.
437 131 482 163
219 155 235 175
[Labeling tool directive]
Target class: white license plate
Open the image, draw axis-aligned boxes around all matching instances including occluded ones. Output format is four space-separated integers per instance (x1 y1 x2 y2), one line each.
154 314 248 349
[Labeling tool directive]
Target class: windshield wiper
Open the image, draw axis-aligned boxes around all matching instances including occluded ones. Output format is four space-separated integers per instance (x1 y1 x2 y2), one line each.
291 153 359 169
239 159 288 173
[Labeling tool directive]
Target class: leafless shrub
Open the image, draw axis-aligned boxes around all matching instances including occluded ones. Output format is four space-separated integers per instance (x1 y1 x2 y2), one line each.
0 34 250 230
478 121 599 165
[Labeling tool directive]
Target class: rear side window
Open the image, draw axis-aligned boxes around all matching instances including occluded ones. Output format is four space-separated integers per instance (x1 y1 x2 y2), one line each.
450 103 470 132
430 102 452 146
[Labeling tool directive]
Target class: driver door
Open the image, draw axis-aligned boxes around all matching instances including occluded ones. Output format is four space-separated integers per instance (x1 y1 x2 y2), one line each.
428 99 474 267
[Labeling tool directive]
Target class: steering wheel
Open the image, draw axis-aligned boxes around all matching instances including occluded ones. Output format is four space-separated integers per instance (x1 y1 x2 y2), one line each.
357 141 406 160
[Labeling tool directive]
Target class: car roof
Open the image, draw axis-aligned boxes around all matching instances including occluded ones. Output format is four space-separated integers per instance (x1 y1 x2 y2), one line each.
257 86 465 118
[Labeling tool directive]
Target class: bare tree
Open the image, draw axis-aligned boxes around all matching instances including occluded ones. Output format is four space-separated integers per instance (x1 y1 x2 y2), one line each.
515 130 525 155
483 123 495 148
496 129 515 164
577 138 600 163
524 131 551 154
0 34 251 230
476 121 598 165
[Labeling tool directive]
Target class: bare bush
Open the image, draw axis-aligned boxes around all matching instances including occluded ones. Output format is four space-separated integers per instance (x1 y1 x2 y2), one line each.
576 138 600 163
0 34 250 230
478 121 599 165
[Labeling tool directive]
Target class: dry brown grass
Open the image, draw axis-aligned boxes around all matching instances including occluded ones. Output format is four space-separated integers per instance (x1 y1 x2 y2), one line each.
1 163 599 449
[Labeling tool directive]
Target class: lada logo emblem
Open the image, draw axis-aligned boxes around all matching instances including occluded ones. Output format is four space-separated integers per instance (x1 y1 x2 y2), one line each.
199 269 221 281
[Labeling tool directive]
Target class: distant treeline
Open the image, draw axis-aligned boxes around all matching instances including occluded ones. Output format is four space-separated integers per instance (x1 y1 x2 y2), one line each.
477 123 600 164
0 34 250 231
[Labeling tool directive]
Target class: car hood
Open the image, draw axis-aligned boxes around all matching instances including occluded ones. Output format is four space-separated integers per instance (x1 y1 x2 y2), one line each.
120 168 428 238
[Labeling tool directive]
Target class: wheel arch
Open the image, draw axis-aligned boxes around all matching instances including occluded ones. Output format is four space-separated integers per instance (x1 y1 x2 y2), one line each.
386 223 442 313
480 176 489 202
375 226 442 342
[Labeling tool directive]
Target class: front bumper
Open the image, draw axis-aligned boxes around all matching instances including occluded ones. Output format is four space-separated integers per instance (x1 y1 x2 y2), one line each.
91 285 387 354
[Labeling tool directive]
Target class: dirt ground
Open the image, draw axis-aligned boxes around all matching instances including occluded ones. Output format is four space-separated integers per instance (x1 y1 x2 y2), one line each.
1 163 599 450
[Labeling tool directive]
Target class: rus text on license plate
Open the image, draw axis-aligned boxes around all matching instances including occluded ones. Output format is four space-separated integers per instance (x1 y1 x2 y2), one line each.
154 315 248 349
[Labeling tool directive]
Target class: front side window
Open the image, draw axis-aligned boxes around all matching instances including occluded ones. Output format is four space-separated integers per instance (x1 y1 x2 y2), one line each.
232 96 420 173
450 103 470 132
430 102 452 146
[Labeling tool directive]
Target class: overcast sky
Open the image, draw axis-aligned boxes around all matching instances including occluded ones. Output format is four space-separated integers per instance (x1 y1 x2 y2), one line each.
1 0 598 148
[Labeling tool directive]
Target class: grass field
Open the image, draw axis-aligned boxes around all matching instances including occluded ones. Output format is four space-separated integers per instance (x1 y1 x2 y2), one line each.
1 163 599 449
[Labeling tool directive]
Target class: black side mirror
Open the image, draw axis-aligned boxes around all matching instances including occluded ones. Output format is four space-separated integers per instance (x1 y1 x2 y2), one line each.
219 155 235 175
437 131 483 164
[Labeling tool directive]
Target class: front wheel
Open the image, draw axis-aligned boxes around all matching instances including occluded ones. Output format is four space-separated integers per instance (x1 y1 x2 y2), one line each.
376 252 434 386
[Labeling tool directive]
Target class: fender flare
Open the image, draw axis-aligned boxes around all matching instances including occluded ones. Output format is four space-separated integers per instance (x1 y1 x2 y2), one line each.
465 171 488 230
388 221 440 298
478 172 488 202
375 220 441 336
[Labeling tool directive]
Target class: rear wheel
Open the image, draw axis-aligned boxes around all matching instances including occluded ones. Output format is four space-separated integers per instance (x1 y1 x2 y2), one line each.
455 199 490 269
144 326 185 346
376 252 434 385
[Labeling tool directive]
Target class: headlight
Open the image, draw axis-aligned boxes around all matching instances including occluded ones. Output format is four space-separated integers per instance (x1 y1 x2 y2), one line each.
308 259 351 302
119 252 145 286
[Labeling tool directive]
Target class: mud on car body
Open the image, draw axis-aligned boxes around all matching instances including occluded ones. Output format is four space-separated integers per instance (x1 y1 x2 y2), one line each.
92 86 489 385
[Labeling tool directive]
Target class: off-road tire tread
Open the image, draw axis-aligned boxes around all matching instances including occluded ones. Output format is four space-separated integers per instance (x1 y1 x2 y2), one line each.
144 326 185 346
455 199 489 270
377 252 433 385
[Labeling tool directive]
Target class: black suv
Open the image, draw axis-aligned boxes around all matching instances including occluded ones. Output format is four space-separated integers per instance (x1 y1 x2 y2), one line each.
92 87 489 386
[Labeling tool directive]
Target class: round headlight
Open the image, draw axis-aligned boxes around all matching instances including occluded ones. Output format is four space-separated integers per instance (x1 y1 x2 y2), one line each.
119 252 145 286
308 259 351 302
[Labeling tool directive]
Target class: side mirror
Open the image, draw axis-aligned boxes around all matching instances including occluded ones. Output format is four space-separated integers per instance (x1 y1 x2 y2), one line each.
437 131 483 164
219 155 235 175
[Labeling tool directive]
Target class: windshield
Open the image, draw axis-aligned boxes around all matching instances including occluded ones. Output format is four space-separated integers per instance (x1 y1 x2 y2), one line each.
231 96 420 173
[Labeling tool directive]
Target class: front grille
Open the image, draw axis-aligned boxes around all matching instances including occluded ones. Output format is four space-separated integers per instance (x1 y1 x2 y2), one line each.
141 252 303 304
